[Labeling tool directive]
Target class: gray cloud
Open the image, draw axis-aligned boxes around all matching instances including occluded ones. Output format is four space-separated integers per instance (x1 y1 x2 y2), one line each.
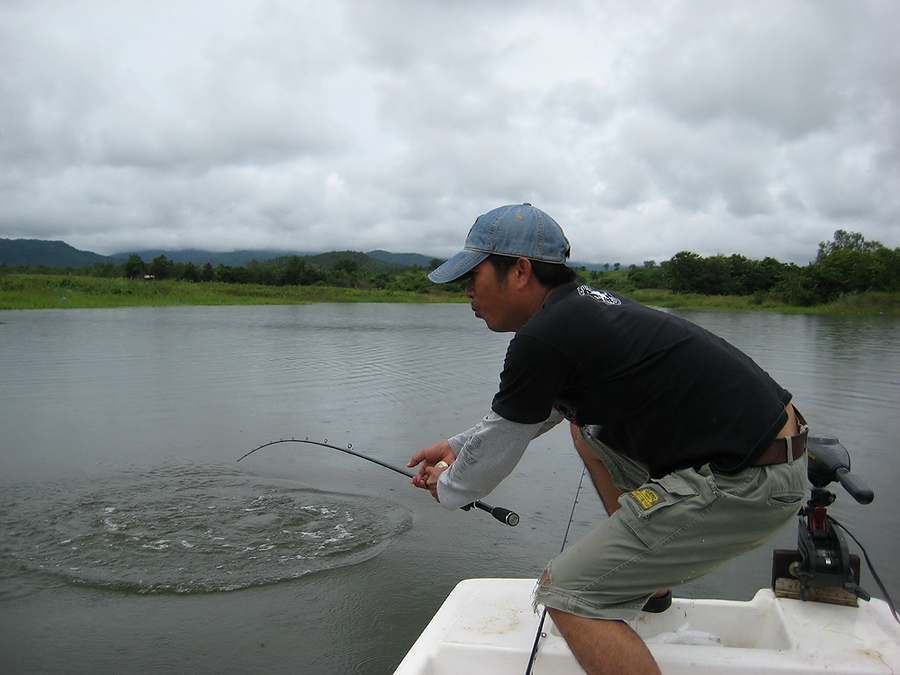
1 0 898 265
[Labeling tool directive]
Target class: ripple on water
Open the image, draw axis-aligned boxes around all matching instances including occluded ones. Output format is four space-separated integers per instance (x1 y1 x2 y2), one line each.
0 464 412 595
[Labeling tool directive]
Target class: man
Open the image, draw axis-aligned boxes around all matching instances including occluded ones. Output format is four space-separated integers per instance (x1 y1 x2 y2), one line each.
409 204 808 675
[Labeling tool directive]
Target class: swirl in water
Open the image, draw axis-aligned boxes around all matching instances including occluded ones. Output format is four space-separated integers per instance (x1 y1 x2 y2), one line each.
0 464 411 594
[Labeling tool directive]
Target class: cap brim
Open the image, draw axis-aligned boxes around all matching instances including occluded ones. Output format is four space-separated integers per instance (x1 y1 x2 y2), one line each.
428 249 490 283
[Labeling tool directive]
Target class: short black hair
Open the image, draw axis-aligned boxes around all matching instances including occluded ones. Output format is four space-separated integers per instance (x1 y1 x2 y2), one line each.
486 254 577 288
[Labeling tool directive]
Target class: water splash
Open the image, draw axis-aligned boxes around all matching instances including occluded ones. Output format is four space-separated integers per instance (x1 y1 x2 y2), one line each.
0 464 411 595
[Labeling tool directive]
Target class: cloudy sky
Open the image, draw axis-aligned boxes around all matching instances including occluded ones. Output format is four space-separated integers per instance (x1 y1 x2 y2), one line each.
2 0 898 266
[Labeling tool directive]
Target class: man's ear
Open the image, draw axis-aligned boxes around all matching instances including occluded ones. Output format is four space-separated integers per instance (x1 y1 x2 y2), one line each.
511 257 533 287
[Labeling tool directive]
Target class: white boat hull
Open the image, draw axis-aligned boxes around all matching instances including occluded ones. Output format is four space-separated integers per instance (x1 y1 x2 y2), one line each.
395 578 900 674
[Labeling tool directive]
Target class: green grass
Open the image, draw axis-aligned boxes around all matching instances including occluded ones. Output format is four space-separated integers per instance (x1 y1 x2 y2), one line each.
626 288 900 317
1 273 897 317
627 289 795 312
816 291 900 317
0 274 462 310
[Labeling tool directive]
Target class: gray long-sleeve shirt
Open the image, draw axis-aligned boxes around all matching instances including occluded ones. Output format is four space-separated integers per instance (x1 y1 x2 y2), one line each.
436 408 565 509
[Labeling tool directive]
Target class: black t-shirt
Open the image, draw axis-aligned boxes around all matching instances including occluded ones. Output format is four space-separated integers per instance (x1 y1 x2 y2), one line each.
491 283 791 477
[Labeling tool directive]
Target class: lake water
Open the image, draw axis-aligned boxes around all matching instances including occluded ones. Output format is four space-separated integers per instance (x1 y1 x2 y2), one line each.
1 303 898 674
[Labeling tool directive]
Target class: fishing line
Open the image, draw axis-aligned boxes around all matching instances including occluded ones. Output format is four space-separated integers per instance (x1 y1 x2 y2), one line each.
525 465 588 675
238 438 519 527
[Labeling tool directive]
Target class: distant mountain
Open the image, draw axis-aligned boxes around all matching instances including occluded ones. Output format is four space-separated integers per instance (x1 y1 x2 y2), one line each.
0 238 109 268
106 248 317 267
1 237 628 272
0 238 444 271
109 248 438 270
366 250 437 268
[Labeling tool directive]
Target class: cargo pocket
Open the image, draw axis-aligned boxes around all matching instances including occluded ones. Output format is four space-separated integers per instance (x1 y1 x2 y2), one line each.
618 472 701 549
764 459 807 509
767 491 804 508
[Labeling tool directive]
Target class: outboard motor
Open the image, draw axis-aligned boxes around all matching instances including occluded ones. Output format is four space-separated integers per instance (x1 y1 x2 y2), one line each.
772 436 875 606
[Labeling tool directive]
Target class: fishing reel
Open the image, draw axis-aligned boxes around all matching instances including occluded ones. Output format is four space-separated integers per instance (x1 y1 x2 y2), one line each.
772 435 875 606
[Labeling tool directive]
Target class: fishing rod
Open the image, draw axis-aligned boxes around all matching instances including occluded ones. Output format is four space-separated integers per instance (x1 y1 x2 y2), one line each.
525 466 588 675
237 438 520 527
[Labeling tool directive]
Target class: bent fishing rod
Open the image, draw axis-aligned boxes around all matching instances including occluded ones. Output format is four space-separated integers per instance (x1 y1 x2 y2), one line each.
237 438 520 527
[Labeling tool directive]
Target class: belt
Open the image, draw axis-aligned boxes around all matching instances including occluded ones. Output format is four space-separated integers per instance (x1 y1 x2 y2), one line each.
753 409 808 467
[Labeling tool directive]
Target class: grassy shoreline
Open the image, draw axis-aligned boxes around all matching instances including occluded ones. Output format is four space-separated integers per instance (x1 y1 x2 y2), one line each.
1 273 898 317
0 273 462 310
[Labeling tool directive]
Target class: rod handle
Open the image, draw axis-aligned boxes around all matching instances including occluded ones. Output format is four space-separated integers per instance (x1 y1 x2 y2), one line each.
471 501 520 527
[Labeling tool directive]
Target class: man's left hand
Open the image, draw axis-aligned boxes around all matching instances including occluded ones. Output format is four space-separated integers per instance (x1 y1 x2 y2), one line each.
408 442 456 501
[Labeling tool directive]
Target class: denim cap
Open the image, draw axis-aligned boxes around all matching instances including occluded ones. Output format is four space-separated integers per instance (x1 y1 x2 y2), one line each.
428 203 571 283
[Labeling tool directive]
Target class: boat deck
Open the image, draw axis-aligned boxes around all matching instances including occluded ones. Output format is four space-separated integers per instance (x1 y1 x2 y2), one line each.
395 578 900 674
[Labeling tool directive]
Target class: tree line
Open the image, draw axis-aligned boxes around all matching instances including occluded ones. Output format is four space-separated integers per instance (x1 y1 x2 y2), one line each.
37 252 448 295
600 230 899 306
4 230 898 306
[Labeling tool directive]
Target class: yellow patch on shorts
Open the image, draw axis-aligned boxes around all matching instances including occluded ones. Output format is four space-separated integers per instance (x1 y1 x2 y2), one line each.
631 488 661 510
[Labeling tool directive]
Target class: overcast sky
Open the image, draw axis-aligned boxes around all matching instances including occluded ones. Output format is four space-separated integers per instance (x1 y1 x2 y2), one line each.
2 0 898 265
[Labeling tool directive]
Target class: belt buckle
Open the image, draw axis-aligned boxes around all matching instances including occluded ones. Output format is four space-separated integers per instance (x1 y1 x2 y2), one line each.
787 427 809 464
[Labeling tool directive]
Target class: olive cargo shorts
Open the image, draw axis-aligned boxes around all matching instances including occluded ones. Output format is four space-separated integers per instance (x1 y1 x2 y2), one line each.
534 428 808 621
